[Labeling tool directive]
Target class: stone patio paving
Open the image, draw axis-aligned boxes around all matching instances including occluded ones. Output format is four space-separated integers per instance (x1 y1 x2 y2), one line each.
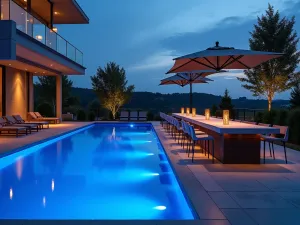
153 123 300 225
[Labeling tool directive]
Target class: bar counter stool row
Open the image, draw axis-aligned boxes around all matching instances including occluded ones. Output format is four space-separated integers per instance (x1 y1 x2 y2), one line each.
160 112 215 163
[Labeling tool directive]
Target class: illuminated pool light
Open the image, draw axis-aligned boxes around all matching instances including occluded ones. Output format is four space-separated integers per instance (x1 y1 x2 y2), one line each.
154 206 166 210
147 153 154 156
130 124 134 128
143 172 159 176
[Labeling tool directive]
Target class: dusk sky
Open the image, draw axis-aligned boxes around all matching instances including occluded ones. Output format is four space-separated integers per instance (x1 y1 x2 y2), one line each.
57 0 300 99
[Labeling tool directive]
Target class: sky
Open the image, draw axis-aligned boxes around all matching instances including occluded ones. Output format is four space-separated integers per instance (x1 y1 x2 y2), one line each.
57 0 300 99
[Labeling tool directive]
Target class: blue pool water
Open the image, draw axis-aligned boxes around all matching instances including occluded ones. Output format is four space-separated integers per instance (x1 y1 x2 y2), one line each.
0 124 195 220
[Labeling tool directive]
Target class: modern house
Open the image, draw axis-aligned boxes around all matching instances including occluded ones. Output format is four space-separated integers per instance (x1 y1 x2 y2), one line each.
0 0 89 120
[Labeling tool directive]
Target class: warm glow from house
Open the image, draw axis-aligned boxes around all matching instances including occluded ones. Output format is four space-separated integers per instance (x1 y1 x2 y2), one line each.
223 110 230 125
52 27 58 32
192 108 196 117
181 107 184 114
186 108 190 116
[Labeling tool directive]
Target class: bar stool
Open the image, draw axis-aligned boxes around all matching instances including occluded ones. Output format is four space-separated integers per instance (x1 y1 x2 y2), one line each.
188 124 215 163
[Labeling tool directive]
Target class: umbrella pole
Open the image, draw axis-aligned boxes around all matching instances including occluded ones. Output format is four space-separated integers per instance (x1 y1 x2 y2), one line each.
190 83 193 110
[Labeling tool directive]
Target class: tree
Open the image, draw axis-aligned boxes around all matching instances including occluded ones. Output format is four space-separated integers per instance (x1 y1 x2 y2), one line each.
211 104 218 116
238 4 300 111
91 62 134 120
219 89 234 110
35 76 75 114
290 82 300 109
219 89 235 118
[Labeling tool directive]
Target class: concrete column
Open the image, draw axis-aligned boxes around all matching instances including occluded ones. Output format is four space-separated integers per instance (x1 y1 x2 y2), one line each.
28 73 34 112
56 75 62 122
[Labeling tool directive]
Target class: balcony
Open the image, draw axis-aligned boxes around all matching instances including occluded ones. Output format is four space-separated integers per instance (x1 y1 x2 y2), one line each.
0 0 83 66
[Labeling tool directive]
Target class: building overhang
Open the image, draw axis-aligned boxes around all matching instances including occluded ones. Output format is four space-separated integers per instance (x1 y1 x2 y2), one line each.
0 20 85 76
31 0 89 24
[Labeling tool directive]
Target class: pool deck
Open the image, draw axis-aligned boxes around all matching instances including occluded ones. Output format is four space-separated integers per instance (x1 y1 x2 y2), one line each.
0 122 93 155
153 122 300 225
1 121 300 225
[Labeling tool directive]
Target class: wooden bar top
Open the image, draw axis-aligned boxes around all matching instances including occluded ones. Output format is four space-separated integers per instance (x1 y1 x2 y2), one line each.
172 113 280 135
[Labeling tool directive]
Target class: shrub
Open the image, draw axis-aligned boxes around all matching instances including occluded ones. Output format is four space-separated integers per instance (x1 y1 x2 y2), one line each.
154 115 161 121
63 106 80 115
88 111 96 121
254 112 264 123
77 109 86 121
262 110 277 125
288 108 300 145
276 109 288 125
88 99 101 114
147 111 154 121
36 102 54 117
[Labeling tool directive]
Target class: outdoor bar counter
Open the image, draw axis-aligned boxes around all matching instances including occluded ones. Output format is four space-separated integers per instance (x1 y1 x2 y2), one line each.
173 113 280 164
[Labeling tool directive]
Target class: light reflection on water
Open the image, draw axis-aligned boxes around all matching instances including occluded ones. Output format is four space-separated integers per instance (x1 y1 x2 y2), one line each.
0 124 194 220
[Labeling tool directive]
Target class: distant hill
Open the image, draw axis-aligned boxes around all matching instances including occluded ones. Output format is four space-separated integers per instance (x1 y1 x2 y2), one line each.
71 87 290 113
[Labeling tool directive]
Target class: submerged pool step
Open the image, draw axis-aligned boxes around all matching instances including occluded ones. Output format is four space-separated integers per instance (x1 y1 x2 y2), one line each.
158 153 167 162
159 172 175 185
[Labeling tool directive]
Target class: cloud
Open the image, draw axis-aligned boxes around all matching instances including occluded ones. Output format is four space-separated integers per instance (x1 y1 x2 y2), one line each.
209 70 246 79
131 0 286 46
127 50 178 71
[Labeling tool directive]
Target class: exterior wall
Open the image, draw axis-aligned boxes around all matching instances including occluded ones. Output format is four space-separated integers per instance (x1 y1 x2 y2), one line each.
5 67 28 118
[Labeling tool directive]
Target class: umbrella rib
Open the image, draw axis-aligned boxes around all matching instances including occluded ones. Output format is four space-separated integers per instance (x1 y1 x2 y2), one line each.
235 59 251 69
177 73 189 81
220 56 235 68
221 55 244 68
190 58 216 70
167 59 193 74
203 57 216 68
192 73 204 81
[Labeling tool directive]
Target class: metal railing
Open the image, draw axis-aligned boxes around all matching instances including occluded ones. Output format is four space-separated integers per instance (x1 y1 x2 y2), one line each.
0 0 83 66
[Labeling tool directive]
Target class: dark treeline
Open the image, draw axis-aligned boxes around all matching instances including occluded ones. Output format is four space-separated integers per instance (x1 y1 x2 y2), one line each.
70 87 289 114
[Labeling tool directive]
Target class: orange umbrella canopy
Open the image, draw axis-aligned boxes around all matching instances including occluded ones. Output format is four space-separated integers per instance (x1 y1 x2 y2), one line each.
159 72 215 109
166 41 283 74
159 73 213 87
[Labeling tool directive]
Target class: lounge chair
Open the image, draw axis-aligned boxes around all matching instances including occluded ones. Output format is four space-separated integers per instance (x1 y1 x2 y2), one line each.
13 115 49 128
34 112 60 124
130 111 138 121
0 122 28 137
138 111 147 121
13 115 50 129
5 116 40 132
2 117 36 134
120 111 129 121
28 112 57 124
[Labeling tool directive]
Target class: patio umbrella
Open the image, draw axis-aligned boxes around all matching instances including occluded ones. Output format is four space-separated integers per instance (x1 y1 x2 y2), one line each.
159 72 214 110
166 41 283 74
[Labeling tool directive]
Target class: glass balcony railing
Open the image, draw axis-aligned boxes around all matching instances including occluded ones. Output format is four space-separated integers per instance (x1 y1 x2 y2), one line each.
0 0 84 66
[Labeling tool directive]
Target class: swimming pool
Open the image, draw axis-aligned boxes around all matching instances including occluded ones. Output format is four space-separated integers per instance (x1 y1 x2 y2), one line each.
0 123 195 220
